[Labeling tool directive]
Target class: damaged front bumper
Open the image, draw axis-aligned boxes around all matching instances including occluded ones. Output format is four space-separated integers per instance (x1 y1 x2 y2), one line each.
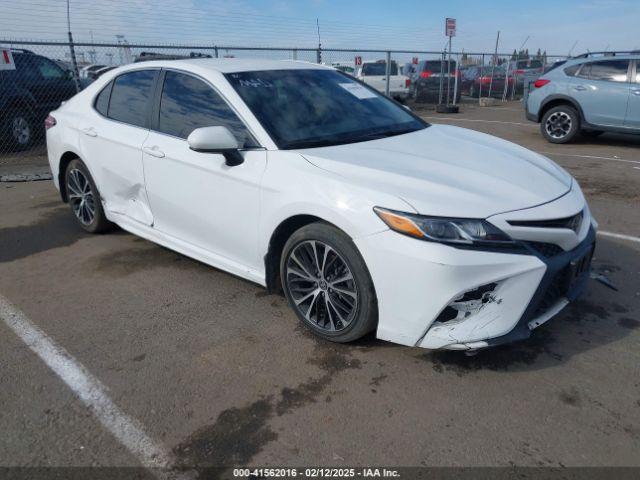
355 222 595 351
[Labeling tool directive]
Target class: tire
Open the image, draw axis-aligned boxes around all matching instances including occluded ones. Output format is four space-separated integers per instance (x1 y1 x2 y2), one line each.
280 222 377 343
413 86 425 103
436 104 459 114
581 130 604 138
541 105 580 144
64 159 113 233
3 109 35 151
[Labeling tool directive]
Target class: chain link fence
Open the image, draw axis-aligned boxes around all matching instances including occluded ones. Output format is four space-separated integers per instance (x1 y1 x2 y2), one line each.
0 39 568 163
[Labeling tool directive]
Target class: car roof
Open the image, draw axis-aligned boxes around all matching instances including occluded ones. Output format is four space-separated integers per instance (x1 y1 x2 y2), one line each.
564 54 639 66
119 58 331 73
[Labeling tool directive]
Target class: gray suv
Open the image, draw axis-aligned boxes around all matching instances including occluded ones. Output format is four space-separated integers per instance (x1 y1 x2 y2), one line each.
525 53 639 143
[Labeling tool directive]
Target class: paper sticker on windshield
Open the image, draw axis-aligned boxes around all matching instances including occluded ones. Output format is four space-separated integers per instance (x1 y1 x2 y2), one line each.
339 83 377 99
238 78 274 88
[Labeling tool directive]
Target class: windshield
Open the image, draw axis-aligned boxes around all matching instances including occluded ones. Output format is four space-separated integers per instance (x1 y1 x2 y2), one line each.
225 69 427 150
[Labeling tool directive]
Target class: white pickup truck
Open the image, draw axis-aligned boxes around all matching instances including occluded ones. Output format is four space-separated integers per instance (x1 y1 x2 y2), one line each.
356 60 410 102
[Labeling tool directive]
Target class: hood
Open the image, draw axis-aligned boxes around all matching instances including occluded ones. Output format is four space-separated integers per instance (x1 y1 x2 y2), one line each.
300 124 571 218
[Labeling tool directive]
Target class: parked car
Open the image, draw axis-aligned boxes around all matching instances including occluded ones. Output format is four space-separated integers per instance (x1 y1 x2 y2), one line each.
526 53 639 143
87 66 117 82
409 59 460 103
460 65 515 98
134 51 212 62
509 58 544 76
79 64 106 80
0 49 77 150
356 60 410 101
508 58 545 92
46 59 596 352
330 62 355 76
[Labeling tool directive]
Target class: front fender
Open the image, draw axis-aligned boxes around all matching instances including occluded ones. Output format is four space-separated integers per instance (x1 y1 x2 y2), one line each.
258 151 413 258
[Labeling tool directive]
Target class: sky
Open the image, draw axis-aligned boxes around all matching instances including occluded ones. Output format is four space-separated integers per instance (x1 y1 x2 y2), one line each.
1 0 638 57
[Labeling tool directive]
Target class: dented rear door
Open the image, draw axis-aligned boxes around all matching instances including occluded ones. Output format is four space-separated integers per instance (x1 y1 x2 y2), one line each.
82 119 154 225
80 69 157 226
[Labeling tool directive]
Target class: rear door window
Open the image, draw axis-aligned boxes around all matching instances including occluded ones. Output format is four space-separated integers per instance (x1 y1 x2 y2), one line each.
157 70 257 147
107 70 157 128
579 60 629 82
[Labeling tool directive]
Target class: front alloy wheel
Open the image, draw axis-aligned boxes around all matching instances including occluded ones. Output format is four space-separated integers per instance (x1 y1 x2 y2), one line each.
285 240 358 332
280 223 377 343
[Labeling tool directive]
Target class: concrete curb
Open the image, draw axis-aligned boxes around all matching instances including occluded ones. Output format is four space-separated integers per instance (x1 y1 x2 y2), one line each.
0 172 53 182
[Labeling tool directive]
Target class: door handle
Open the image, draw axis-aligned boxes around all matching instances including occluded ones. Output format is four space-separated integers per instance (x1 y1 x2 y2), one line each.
632 89 640 96
82 127 97 137
143 146 165 158
574 85 587 91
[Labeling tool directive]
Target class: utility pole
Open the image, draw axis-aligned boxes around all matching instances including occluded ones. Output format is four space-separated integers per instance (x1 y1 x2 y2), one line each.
316 18 322 64
488 30 500 99
66 0 81 92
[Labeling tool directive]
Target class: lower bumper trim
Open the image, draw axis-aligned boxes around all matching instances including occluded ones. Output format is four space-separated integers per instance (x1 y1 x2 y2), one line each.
527 298 569 330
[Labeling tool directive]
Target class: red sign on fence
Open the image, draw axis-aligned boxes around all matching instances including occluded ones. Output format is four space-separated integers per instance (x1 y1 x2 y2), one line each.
445 18 456 37
412 57 419 64
0 48 15 70
355 56 362 66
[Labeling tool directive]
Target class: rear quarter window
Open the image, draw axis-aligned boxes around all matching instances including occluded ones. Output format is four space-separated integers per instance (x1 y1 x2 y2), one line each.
564 65 580 76
94 81 112 116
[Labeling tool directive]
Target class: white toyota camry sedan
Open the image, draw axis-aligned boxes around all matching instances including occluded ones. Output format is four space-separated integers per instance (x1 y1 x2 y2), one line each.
46 59 596 352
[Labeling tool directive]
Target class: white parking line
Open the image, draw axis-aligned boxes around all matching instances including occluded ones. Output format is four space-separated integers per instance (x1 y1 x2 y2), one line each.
539 152 640 166
0 295 177 477
423 116 535 127
598 231 640 244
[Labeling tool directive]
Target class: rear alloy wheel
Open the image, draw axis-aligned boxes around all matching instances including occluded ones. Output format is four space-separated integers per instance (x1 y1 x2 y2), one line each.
281 223 377 343
65 159 113 233
4 112 34 151
541 105 579 144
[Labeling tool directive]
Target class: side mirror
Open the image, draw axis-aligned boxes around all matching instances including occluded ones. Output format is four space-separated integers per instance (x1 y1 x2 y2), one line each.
187 126 244 166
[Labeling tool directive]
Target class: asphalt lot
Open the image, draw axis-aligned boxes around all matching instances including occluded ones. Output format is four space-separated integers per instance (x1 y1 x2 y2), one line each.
0 101 639 476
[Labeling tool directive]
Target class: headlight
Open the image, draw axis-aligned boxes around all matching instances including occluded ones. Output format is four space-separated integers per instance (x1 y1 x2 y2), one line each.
373 207 513 246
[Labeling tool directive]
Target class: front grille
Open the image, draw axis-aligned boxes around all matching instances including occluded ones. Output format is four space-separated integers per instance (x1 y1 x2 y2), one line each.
526 241 564 258
508 210 584 234
532 265 572 318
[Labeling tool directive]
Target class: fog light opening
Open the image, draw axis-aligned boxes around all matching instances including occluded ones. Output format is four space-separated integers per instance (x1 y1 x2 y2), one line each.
434 282 501 324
